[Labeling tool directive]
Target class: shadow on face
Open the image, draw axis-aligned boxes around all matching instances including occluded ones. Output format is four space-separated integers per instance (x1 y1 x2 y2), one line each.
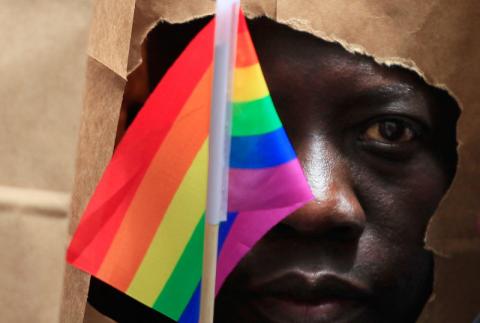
88 16 459 323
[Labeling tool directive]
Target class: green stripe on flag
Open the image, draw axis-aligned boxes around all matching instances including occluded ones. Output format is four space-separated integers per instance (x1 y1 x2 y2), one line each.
232 96 282 136
153 215 205 320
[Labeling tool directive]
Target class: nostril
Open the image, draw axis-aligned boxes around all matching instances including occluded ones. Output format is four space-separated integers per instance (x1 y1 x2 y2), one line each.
277 193 366 239
271 220 302 237
322 225 363 242
278 212 365 240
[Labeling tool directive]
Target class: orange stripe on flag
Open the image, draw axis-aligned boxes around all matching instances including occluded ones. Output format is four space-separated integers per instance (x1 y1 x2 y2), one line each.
96 65 213 290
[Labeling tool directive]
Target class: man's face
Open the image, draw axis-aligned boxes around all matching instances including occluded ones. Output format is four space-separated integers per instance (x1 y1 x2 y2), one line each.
215 18 458 323
100 16 458 323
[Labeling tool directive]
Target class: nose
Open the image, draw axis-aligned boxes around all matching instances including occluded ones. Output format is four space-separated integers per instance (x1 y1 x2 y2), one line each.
282 139 366 241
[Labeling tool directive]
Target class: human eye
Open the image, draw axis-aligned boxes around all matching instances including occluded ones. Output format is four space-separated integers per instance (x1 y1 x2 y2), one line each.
358 116 425 160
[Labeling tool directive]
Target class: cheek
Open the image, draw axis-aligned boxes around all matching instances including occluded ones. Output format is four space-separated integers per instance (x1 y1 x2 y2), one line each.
354 152 449 244
348 156 441 309
352 155 442 313
356 232 433 321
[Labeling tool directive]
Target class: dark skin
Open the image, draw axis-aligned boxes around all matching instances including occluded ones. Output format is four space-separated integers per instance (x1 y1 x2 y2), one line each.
89 17 458 323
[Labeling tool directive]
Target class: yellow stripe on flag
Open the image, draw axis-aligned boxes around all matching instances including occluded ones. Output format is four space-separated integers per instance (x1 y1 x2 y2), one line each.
233 64 269 103
126 140 208 305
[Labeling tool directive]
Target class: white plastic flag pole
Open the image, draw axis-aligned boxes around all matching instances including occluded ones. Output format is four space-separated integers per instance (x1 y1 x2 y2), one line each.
200 0 240 322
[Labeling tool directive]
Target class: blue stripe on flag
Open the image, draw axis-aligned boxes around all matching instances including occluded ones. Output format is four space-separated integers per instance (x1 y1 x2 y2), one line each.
178 283 201 323
218 212 238 255
230 127 296 169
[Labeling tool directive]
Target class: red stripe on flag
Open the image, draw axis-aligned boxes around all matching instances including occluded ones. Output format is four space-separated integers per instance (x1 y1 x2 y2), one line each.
67 170 144 273
237 11 248 34
236 15 258 68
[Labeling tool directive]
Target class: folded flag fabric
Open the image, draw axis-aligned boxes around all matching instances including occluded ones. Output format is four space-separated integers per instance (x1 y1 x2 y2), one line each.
67 12 313 323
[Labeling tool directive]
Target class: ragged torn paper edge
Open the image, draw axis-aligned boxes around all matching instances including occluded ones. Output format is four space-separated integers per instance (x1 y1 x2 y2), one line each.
66 1 480 322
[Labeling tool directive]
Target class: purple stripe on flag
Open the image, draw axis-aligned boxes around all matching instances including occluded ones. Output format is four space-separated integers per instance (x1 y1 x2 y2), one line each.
228 159 312 212
215 203 310 294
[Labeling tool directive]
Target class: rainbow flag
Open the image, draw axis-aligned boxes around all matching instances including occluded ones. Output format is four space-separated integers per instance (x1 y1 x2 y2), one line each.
67 13 312 322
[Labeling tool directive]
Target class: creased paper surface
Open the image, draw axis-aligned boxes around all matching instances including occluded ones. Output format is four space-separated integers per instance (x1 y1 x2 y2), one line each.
87 0 136 79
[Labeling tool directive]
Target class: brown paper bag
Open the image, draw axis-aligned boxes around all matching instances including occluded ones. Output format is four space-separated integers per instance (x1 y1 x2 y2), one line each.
62 1 480 322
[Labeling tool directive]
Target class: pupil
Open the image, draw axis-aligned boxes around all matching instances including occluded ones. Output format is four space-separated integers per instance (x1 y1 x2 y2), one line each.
379 121 404 141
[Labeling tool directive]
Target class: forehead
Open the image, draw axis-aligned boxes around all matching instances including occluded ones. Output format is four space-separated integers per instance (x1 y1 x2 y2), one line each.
247 17 424 100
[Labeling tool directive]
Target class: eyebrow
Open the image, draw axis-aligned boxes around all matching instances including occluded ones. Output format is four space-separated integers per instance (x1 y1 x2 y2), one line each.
337 83 418 112
349 84 416 104
337 83 432 124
